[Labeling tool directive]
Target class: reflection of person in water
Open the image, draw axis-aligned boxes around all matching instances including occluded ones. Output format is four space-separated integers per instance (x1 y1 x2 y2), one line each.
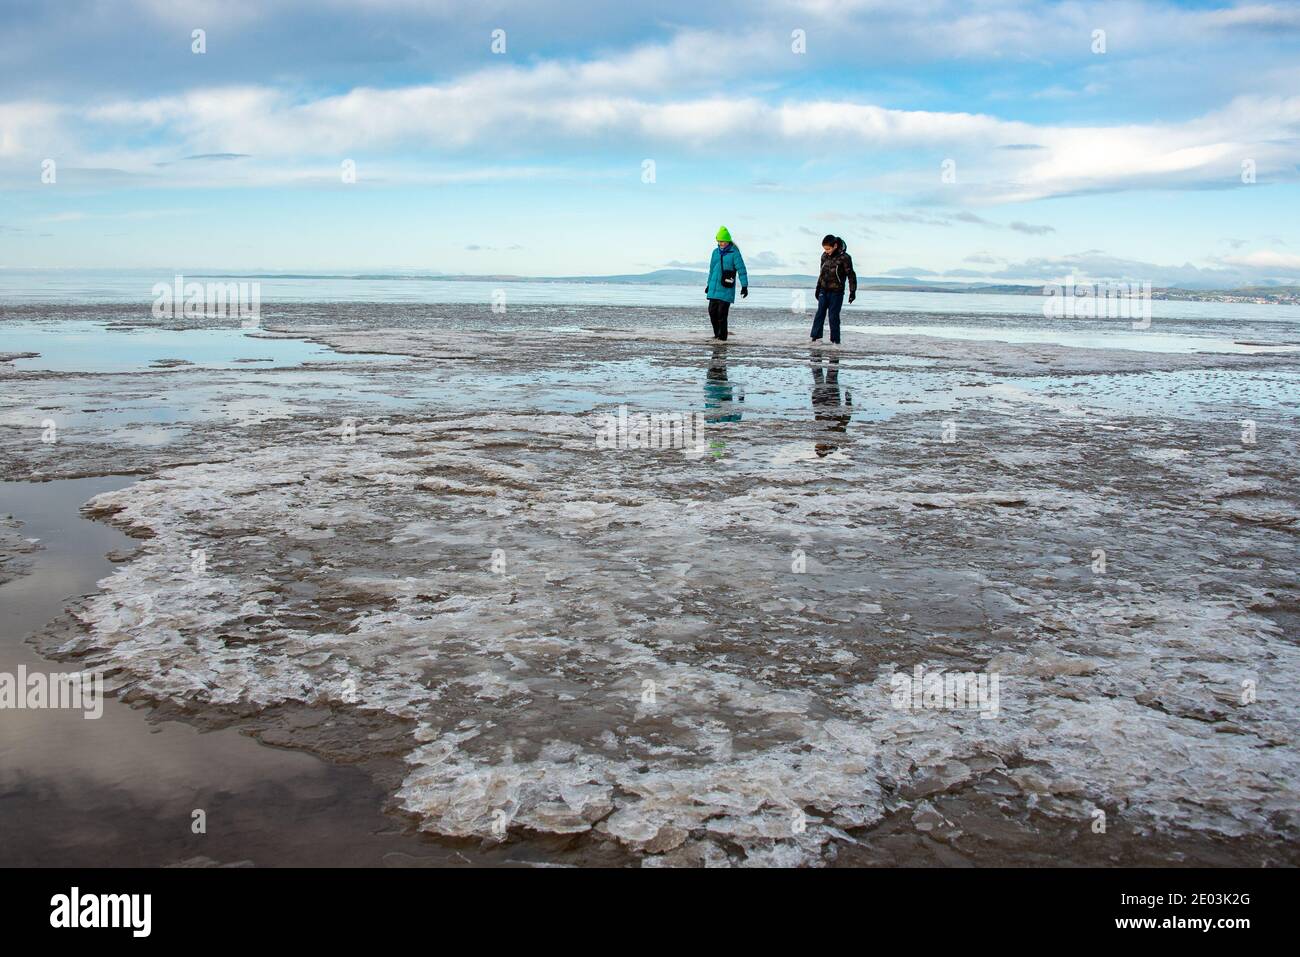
811 352 852 457
704 344 743 424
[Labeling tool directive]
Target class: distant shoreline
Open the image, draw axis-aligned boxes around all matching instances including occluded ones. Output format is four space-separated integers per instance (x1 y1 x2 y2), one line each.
184 272 1300 306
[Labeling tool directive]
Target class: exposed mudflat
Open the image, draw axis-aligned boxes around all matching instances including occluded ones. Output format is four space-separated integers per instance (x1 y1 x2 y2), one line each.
2 302 1297 867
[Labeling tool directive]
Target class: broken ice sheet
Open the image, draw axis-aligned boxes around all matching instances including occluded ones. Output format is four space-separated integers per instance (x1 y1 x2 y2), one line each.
16 314 1299 866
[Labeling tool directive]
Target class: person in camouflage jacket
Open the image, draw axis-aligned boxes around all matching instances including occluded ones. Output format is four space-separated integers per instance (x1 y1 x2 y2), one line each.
811 234 857 345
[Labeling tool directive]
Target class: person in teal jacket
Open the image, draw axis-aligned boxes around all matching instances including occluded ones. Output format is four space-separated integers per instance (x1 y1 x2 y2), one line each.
705 226 748 341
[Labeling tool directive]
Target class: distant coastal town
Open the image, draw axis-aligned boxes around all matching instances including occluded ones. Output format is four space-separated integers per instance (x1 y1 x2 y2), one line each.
200 271 1300 305
1147 286 1300 305
854 283 1300 305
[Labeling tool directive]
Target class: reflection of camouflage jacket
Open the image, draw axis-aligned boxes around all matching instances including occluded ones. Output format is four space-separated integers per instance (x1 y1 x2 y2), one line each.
815 239 857 298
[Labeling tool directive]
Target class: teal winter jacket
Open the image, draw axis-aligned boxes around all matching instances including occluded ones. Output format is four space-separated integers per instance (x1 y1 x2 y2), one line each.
705 243 748 303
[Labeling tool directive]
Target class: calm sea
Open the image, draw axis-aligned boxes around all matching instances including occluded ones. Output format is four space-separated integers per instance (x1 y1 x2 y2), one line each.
2 269 1299 325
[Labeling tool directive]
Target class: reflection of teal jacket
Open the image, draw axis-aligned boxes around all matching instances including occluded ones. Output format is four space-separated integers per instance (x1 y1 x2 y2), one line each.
705 243 748 303
705 356 743 423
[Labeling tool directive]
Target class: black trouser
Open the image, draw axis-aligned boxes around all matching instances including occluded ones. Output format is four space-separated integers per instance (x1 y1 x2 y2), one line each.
708 298 731 340
811 290 844 343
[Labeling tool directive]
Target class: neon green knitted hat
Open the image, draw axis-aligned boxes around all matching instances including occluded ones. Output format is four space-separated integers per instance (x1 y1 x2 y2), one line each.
715 226 732 242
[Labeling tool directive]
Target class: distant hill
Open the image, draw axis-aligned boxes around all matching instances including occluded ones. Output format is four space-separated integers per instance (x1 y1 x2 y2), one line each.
207 269 1002 289
193 271 1300 303
557 269 808 287
548 269 1046 290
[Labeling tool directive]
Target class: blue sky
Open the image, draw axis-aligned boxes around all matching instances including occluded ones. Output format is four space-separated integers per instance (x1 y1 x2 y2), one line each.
2 0 1299 285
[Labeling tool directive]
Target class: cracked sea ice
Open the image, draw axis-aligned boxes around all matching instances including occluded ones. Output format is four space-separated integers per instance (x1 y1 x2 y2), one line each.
12 311 1298 865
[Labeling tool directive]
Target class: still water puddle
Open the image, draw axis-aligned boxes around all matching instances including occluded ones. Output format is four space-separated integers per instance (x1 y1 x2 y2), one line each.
841 322 1300 355
1014 367 1300 414
4 324 1288 454
3 320 398 373
0 476 486 866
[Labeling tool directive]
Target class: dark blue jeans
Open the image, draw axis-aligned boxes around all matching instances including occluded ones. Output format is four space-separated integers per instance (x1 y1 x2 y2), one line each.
811 290 844 343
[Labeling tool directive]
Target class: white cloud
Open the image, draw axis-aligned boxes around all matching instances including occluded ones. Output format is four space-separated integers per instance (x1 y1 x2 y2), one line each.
1201 3 1300 29
0 101 73 159
54 76 1300 204
5 25 1300 204
1222 249 1300 270
951 248 1300 286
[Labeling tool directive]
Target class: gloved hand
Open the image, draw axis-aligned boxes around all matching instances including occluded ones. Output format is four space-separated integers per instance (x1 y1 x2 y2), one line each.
848 293 856 304
815 287 823 299
740 286 748 298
